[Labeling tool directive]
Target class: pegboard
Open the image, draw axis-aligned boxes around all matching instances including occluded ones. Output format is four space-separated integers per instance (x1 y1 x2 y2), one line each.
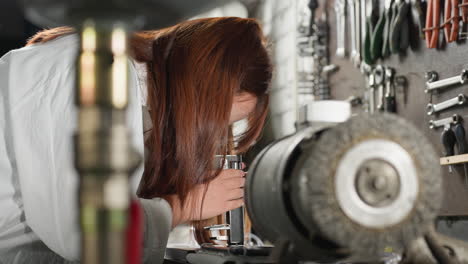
324 0 468 215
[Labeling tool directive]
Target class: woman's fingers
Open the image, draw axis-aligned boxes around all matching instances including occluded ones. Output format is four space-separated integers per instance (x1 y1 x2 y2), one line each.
219 169 245 179
227 188 244 200
226 199 244 211
224 177 246 189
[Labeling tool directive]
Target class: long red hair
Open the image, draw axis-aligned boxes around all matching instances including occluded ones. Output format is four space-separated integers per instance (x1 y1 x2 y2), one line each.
27 17 272 241
134 17 271 197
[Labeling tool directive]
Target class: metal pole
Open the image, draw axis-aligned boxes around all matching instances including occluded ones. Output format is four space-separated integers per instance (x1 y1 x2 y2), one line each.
74 20 141 264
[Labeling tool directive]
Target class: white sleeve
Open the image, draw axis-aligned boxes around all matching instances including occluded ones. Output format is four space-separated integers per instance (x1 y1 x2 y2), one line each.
6 38 146 261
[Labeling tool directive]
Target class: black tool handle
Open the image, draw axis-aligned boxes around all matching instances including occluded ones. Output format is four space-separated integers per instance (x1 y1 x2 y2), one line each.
454 123 467 154
382 2 394 57
400 12 410 51
364 18 374 65
371 10 385 60
385 96 397 113
441 128 456 157
390 1 410 53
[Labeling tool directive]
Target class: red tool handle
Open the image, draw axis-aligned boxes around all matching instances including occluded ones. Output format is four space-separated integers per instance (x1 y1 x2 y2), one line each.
126 199 143 264
426 0 434 48
430 0 441 48
451 0 460 42
445 0 452 42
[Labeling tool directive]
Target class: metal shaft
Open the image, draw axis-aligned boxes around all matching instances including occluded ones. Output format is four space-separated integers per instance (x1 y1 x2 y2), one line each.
348 0 358 65
335 0 346 57
354 0 362 66
75 21 141 264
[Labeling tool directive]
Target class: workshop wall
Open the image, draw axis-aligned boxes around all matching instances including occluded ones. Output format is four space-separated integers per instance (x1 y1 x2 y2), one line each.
0 1 40 57
257 0 299 138
324 0 468 216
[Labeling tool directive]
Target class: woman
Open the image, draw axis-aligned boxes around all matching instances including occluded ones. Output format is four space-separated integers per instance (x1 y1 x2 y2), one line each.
0 17 272 262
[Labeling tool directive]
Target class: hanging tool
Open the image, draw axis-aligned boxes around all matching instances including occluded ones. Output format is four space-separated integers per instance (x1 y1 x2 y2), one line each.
442 126 456 173
363 0 378 65
425 0 434 47
425 69 468 93
430 0 441 48
370 0 389 60
389 0 410 53
374 65 386 111
355 0 362 66
410 0 426 40
363 0 379 65
460 0 468 23
453 122 468 186
364 65 377 113
425 0 441 48
380 0 394 58
384 67 397 112
349 0 359 65
348 0 362 67
445 0 460 43
426 94 467 115
334 0 347 57
429 114 461 129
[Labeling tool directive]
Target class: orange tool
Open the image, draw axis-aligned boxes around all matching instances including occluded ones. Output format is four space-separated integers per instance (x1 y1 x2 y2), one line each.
430 0 441 48
425 0 434 48
445 0 460 42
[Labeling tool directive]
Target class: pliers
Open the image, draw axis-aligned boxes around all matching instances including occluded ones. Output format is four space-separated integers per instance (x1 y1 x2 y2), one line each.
364 0 379 64
389 0 410 54
425 0 441 49
371 0 393 60
444 0 460 43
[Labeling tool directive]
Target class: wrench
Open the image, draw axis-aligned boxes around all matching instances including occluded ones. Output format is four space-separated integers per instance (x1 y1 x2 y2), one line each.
355 0 362 66
426 94 467 115
429 114 461 129
425 69 468 93
335 0 347 57
348 0 359 65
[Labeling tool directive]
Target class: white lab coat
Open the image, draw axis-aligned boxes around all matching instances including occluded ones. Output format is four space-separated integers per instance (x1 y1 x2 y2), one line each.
0 34 172 263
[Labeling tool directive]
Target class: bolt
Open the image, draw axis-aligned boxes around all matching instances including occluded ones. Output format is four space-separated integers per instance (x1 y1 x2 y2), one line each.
373 176 387 190
425 71 438 82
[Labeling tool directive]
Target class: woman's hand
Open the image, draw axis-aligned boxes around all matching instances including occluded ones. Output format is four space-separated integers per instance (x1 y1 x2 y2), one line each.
167 169 246 227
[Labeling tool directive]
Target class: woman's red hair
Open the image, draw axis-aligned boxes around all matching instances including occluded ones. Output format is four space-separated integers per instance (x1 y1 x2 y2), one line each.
131 17 272 205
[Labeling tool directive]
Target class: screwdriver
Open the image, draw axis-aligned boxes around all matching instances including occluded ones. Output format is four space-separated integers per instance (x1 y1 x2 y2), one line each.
453 123 468 186
441 127 456 173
